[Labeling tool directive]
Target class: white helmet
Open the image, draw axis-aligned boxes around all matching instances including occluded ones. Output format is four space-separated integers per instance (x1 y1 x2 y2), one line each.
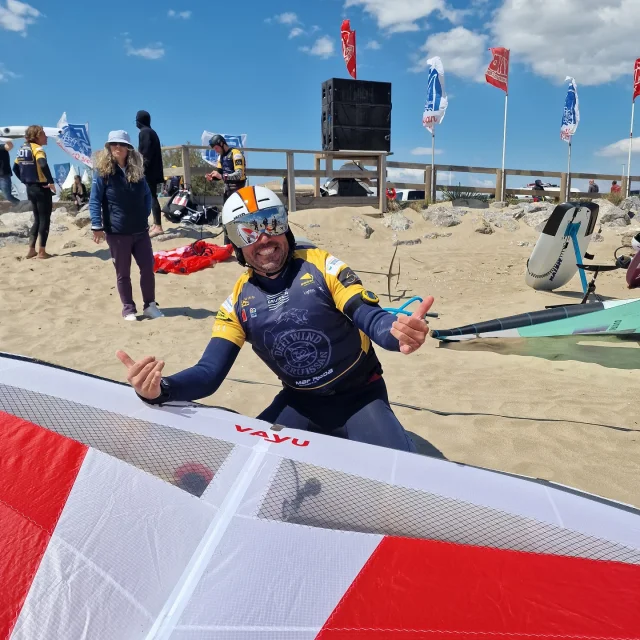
632 232 640 254
221 185 293 266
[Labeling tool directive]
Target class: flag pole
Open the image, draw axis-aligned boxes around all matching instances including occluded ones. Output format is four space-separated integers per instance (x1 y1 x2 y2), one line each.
431 129 436 202
501 92 508 200
567 139 573 201
627 101 635 197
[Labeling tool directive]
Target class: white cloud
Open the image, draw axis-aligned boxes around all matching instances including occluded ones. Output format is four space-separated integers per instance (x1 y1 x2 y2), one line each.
168 9 191 19
0 63 18 81
411 147 443 156
300 36 335 59
125 39 165 60
0 0 40 35
387 168 426 183
274 12 299 25
344 0 463 33
411 26 488 80
596 138 640 157
289 27 304 39
365 40 381 50
311 25 321 33
492 0 640 85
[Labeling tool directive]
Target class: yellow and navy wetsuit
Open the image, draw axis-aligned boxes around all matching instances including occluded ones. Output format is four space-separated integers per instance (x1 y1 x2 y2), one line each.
144 242 426 453
215 147 246 200
13 142 55 248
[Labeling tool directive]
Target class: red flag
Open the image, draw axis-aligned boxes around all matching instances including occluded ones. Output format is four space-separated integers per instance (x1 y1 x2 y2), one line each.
485 47 510 93
341 19 357 80
634 58 640 102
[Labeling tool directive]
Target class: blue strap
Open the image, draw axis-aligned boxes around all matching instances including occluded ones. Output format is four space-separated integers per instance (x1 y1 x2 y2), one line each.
566 221 588 294
383 296 424 316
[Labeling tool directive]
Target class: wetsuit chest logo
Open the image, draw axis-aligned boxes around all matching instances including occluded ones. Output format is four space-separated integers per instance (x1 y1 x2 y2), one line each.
264 309 332 379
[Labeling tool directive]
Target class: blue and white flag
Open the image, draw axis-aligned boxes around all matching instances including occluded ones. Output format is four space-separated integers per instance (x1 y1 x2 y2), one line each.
53 163 70 188
422 57 448 134
560 77 580 143
200 131 247 166
55 112 93 167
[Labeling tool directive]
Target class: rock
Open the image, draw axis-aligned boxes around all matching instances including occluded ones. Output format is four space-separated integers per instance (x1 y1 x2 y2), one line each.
63 241 78 249
423 206 463 227
49 224 69 235
592 233 605 243
423 232 452 239
0 225 29 238
475 220 494 235
8 200 33 213
309 223 320 228
452 198 489 209
509 207 526 220
493 218 520 232
382 212 413 231
517 241 533 247
71 211 92 228
523 209 552 229
393 238 422 246
0 211 33 226
352 216 374 239
55 207 68 216
491 201 508 209
51 209 74 224
620 195 640 214
597 200 630 227
0 235 29 246
621 230 640 246
523 203 547 214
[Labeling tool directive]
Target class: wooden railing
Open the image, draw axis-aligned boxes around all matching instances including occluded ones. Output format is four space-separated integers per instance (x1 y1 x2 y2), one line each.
162 145 639 213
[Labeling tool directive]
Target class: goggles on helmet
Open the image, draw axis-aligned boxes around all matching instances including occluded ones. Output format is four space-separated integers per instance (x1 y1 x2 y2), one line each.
228 205 289 248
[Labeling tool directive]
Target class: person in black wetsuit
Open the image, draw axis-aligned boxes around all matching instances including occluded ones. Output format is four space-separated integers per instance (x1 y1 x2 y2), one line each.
13 125 56 259
117 186 440 455
135 110 165 237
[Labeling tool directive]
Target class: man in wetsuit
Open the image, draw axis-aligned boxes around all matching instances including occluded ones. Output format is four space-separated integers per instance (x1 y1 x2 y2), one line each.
205 134 246 203
205 134 246 244
117 185 434 453
13 125 56 259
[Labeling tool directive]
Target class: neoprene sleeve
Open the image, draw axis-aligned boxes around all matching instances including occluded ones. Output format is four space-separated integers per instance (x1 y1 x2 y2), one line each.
148 338 240 404
352 303 400 351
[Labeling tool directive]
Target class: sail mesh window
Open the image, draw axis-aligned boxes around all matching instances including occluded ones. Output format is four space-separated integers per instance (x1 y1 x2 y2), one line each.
0 383 233 497
256 458 640 564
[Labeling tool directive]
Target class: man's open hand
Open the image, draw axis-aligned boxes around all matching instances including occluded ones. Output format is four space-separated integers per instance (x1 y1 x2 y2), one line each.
116 350 164 399
390 296 435 355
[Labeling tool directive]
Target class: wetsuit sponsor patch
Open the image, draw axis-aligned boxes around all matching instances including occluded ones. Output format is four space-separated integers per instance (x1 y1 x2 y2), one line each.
338 267 361 287
326 255 345 276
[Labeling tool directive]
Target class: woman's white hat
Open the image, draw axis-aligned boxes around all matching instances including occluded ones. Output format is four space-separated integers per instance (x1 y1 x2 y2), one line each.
105 130 133 149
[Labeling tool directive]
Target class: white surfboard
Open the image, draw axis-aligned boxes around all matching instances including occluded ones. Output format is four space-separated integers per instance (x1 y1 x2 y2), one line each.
0 125 62 140
525 202 599 291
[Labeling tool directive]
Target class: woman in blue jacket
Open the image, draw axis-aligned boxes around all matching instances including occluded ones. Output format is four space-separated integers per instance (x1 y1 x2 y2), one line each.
90 130 164 321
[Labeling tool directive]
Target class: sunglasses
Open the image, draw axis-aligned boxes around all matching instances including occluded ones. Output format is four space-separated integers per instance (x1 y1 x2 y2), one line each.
230 206 289 248
109 142 130 148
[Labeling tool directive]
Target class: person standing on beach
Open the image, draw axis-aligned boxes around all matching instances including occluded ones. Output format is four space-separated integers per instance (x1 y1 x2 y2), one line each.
12 125 56 259
0 139 19 205
588 179 599 194
135 110 164 238
90 130 164 322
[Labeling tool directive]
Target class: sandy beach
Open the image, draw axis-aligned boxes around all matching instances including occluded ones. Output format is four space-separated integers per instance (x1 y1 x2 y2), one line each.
1 201 639 508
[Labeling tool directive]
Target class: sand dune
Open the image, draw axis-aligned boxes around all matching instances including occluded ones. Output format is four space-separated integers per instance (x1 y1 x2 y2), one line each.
1 202 638 507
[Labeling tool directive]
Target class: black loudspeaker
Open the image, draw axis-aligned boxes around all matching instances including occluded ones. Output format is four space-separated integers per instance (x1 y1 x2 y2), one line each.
322 78 391 106
321 78 391 152
322 103 391 129
322 126 390 153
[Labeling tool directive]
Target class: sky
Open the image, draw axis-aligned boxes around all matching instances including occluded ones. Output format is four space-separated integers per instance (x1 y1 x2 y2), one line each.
2 0 640 192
